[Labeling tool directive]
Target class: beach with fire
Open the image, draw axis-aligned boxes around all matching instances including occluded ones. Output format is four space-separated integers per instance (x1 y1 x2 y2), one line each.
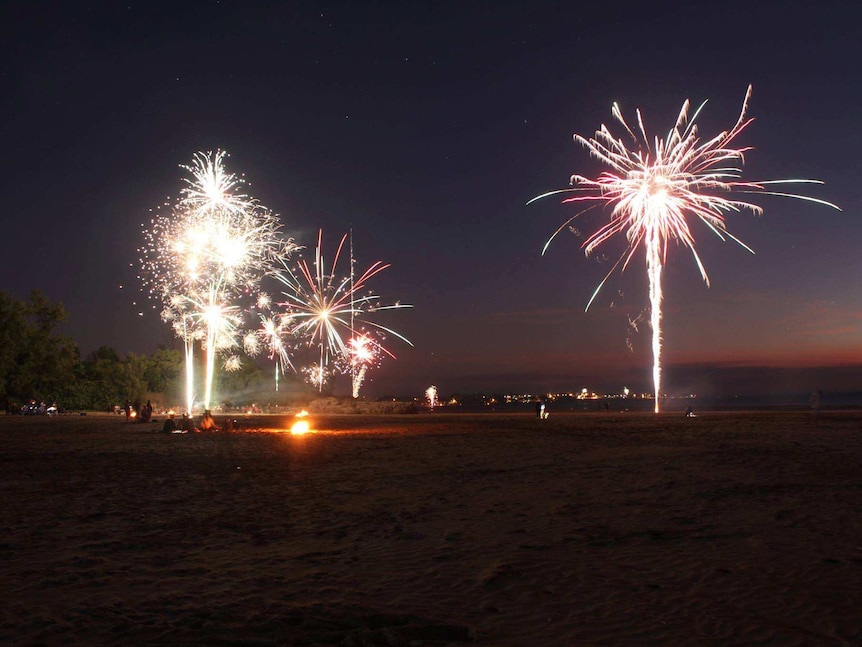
2 410 860 645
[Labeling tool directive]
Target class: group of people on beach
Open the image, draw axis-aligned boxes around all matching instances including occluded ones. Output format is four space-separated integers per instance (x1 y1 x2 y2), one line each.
123 399 153 422
160 409 222 434
9 400 59 415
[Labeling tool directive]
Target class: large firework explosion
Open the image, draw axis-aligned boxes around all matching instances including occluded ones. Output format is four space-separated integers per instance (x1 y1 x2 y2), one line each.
139 150 296 411
531 86 839 412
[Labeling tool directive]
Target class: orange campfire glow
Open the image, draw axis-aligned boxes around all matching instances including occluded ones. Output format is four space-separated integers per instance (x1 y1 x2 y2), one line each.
290 410 311 435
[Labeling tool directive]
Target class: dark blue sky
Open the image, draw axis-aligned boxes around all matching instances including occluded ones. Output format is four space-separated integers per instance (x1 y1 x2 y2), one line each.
2 1 860 398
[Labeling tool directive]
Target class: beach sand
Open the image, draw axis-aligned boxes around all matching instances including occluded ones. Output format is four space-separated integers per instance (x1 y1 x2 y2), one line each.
1 410 861 645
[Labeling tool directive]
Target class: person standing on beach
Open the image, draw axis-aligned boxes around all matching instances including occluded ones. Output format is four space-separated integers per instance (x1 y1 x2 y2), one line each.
810 389 822 423
139 400 152 422
536 400 548 419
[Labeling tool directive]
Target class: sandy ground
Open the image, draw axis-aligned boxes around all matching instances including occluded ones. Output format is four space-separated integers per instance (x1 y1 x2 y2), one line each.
1 410 861 646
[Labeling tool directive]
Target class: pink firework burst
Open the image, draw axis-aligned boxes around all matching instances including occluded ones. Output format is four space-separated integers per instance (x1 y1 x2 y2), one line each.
531 86 839 412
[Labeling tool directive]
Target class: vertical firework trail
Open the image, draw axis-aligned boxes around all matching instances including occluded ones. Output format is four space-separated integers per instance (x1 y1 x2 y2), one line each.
343 333 380 398
530 86 839 412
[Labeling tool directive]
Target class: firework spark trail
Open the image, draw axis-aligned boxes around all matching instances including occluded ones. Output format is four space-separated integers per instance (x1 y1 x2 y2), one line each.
180 150 254 218
141 208 203 414
530 85 839 413
243 311 295 390
186 286 244 409
340 333 382 397
303 363 330 390
161 299 202 414
426 385 438 409
272 230 412 392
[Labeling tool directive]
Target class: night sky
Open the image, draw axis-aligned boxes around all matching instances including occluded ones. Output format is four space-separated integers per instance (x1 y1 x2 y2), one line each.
2 1 860 399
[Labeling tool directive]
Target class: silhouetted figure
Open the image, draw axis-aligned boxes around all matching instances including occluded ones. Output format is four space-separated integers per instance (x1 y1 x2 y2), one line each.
810 390 822 423
161 414 177 434
141 400 153 423
536 402 549 419
180 413 195 433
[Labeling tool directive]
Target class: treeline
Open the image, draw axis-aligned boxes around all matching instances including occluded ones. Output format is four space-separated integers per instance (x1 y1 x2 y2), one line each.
0 290 280 412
